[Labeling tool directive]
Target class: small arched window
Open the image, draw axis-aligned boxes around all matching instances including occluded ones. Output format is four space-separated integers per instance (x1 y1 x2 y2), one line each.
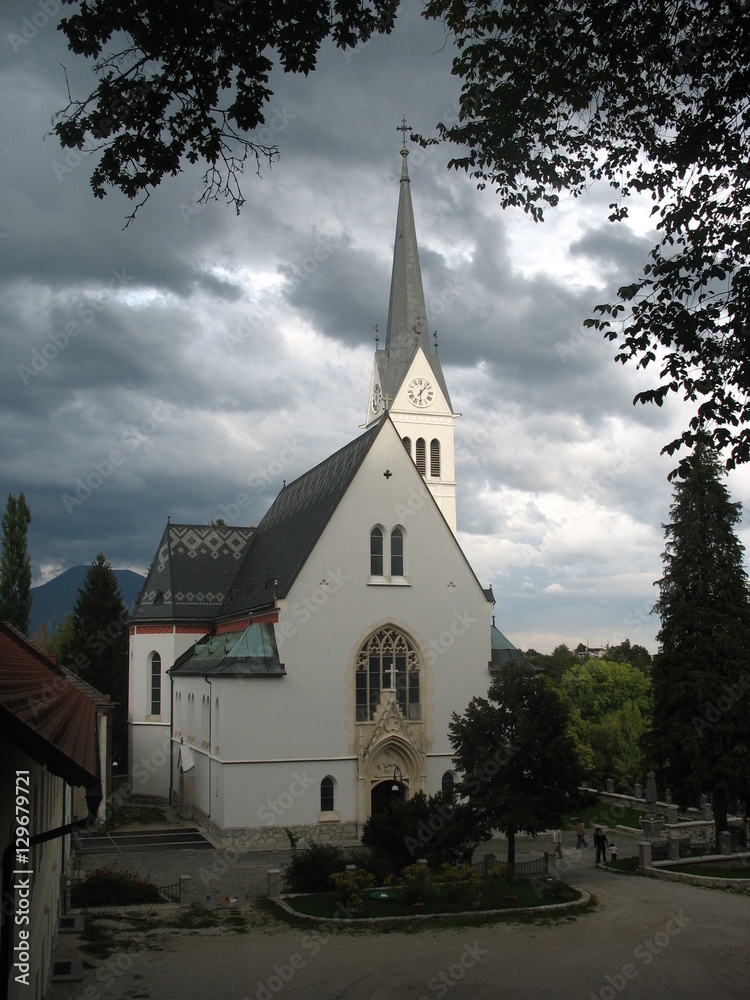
430 438 441 477
370 526 384 575
320 776 335 812
415 438 426 475
390 527 404 576
150 652 161 715
402 436 411 457
442 771 455 801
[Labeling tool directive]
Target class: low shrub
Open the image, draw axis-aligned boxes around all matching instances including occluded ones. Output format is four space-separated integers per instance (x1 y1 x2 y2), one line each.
73 866 161 906
282 842 345 893
329 869 376 909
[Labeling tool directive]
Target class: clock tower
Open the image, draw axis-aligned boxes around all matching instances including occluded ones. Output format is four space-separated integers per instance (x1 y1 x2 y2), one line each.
365 127 458 533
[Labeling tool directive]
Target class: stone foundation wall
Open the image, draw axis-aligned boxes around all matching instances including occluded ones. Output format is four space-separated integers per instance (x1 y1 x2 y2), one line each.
191 805 360 849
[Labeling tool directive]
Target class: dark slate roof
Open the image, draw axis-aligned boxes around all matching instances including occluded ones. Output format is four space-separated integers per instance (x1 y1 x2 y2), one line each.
217 418 385 611
489 623 530 672
171 624 284 677
134 524 257 621
0 621 100 790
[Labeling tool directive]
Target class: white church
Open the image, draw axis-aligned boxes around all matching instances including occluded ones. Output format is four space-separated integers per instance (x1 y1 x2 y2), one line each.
127 139 524 847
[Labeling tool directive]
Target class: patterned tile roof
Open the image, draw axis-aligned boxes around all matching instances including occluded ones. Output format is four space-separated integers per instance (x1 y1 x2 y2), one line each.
134 524 257 620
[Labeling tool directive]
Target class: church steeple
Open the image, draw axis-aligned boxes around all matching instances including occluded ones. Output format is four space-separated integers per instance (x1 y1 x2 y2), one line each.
364 125 459 535
385 123 429 367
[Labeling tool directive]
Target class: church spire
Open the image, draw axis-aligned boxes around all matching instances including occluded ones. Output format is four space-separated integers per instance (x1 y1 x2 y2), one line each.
385 120 429 368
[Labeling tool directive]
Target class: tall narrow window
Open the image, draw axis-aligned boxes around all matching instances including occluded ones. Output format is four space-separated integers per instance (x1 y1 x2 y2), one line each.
442 771 455 800
416 438 426 475
402 436 411 457
390 527 404 576
320 776 335 812
430 438 441 477
150 653 161 715
370 526 384 575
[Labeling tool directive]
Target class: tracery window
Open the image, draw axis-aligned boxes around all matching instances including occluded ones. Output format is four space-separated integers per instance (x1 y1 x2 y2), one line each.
356 626 420 722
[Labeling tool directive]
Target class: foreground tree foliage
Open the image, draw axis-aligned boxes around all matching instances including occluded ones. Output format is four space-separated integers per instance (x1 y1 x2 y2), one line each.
361 790 488 871
450 666 584 865
424 0 750 470
650 438 750 835
0 492 32 634
54 0 397 222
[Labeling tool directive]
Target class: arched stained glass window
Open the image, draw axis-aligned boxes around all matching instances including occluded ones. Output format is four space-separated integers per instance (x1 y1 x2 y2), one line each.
390 527 403 576
150 652 161 715
370 526 384 575
321 776 335 812
356 627 420 722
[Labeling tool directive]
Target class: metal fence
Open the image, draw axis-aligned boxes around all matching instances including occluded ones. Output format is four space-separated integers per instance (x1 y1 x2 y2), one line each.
679 839 716 858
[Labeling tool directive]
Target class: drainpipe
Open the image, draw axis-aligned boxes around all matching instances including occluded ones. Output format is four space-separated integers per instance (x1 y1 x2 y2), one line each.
168 665 175 809
1 788 102 1000
204 674 212 823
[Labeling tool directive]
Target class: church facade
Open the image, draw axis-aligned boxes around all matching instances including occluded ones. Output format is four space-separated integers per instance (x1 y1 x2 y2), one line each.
128 142 514 847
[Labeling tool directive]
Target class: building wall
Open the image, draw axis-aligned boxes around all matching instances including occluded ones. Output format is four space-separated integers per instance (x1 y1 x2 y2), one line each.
128 626 204 798
169 420 492 840
0 734 70 1000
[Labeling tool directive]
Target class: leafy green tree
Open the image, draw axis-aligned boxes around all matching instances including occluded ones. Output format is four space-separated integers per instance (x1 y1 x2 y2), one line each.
601 639 652 671
52 612 77 662
69 553 129 760
53 0 397 222
449 665 584 865
548 643 577 685
361 790 488 872
562 659 652 786
562 660 652 721
650 439 750 835
422 0 750 470
0 492 32 634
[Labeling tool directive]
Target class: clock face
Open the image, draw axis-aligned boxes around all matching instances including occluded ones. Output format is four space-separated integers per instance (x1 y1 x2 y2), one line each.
407 377 434 408
372 383 383 413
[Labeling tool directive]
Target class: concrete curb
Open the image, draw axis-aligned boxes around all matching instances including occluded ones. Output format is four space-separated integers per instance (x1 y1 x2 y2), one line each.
272 888 592 925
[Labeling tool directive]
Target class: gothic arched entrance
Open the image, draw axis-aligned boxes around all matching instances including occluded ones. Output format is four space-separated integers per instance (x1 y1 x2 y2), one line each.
370 777 405 815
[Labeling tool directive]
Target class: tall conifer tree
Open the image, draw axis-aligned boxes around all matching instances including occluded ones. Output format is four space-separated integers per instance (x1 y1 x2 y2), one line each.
71 553 129 760
651 440 750 834
0 492 32 634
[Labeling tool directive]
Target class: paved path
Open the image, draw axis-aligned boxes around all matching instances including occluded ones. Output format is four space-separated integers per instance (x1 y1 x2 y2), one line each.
50 828 750 1000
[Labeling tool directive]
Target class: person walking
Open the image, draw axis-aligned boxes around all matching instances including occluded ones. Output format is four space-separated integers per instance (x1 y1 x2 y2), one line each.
594 826 608 864
552 827 564 858
575 819 587 849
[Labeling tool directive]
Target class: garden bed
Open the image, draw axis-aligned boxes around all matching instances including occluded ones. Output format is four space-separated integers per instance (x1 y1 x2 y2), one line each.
283 877 580 919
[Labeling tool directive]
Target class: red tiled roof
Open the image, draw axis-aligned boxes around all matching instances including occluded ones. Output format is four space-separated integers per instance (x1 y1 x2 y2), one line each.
0 622 100 789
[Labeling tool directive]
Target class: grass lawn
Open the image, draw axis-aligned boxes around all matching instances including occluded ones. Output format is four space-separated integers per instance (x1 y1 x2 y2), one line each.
564 803 647 833
603 857 640 874
284 878 580 919
666 863 750 878
113 805 169 827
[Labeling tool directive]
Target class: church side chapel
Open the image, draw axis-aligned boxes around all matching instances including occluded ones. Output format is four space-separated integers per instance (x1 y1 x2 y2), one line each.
128 130 524 847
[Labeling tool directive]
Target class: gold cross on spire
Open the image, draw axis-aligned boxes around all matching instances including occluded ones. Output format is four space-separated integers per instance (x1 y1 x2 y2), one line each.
397 116 411 149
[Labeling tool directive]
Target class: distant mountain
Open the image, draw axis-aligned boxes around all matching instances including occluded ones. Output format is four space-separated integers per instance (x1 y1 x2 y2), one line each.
29 566 146 636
